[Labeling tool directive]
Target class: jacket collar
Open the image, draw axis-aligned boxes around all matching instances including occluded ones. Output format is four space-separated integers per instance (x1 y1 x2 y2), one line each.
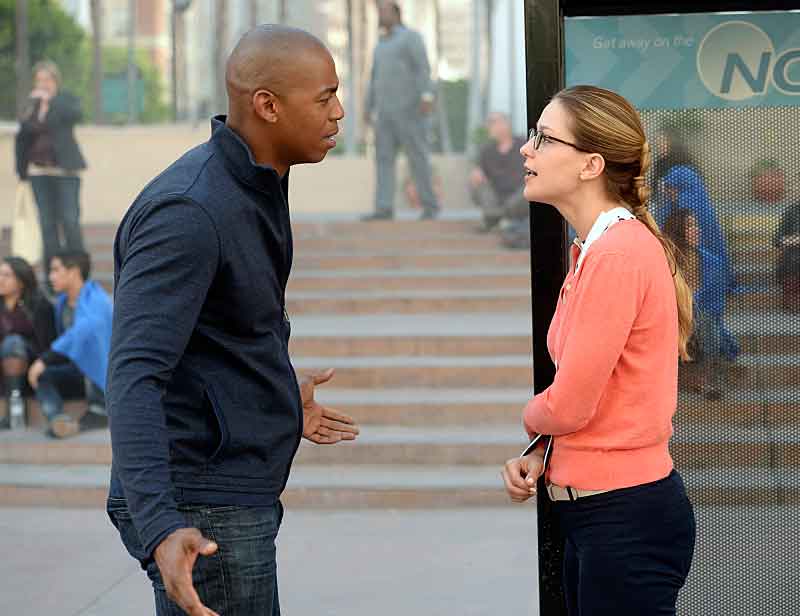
209 115 289 201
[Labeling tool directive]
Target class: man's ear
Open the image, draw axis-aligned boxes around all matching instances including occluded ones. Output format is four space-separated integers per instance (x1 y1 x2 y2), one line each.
253 89 279 123
579 152 606 181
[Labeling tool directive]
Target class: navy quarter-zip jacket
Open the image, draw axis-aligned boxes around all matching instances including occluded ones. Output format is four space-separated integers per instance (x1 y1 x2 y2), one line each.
107 117 302 560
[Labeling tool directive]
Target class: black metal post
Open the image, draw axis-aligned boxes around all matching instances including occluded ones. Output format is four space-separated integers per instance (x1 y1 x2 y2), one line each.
524 0 568 614
15 0 30 118
171 1 177 121
127 0 137 124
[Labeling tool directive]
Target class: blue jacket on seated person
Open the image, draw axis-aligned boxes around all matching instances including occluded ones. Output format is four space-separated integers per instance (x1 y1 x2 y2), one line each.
51 280 112 391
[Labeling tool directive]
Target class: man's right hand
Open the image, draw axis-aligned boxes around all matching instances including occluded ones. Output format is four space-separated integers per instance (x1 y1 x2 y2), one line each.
154 528 220 616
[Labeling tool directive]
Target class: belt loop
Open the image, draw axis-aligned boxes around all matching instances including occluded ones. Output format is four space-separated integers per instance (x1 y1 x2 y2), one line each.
566 486 575 501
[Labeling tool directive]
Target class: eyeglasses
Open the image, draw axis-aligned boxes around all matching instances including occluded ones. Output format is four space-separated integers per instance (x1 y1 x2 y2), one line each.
528 128 584 152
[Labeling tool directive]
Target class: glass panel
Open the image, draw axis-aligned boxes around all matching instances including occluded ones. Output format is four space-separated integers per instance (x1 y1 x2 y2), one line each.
565 10 800 614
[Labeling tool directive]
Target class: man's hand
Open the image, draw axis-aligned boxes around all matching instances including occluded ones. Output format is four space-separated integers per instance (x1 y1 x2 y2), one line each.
27 359 46 390
469 168 486 189
419 99 434 114
299 368 359 444
501 453 545 503
154 528 220 616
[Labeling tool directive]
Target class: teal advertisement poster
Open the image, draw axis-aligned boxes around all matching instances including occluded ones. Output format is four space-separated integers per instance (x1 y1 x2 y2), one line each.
565 11 800 109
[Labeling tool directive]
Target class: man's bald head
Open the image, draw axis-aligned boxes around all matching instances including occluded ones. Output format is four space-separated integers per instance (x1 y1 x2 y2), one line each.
225 25 330 103
221 24 343 174
378 1 401 28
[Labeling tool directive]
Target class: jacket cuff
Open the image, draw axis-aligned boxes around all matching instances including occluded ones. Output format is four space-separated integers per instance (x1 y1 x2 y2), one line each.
40 350 69 365
140 514 190 560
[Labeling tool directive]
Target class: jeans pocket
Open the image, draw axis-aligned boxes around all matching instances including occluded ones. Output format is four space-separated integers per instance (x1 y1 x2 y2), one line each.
107 497 149 567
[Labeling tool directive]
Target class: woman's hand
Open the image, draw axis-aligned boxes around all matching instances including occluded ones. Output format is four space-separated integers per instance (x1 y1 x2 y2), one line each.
501 452 545 503
29 88 51 102
27 359 46 390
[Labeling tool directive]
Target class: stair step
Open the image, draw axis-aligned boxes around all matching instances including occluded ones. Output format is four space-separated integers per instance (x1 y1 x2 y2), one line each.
84 250 531 274
3 385 795 433
2 424 798 467
291 350 798 388
294 235 505 252
43 232 506 254
0 464 797 508
288 311 798 336
293 251 529 271
288 331 800 357
290 335 532 357
286 289 531 315
288 268 531 292
294 358 531 388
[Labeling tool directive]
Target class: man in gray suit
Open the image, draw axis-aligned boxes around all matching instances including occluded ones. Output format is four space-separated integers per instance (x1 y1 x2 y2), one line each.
363 1 440 221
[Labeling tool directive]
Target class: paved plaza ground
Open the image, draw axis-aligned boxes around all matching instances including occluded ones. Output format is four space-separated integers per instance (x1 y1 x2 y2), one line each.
1 507 540 616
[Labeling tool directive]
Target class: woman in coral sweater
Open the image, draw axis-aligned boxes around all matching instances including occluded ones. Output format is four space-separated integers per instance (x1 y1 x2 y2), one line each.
501 85 696 615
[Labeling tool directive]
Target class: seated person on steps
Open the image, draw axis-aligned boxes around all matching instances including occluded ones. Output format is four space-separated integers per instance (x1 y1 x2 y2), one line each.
469 112 529 246
0 256 56 428
27 250 112 438
663 209 728 400
774 199 800 313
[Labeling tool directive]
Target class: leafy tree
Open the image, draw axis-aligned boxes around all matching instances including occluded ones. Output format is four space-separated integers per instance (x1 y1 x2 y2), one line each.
0 0 86 119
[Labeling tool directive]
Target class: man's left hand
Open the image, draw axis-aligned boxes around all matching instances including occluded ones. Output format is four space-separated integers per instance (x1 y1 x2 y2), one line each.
299 369 360 444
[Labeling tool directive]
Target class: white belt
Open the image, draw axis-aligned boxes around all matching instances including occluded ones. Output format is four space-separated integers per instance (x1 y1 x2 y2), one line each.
546 483 613 501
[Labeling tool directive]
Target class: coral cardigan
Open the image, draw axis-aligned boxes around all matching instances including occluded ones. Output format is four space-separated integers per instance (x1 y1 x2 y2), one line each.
523 217 679 490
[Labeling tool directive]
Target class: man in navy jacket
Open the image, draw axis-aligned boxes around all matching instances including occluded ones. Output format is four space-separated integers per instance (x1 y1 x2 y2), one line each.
107 26 357 616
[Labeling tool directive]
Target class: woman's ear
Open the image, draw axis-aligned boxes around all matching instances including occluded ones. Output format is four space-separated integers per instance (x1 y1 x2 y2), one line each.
579 152 606 181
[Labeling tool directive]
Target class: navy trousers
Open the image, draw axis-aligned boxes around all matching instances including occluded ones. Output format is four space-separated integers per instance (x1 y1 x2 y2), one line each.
553 470 696 616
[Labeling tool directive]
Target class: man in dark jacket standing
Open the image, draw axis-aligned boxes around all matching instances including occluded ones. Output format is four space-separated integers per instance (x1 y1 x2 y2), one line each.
15 61 86 279
107 26 358 616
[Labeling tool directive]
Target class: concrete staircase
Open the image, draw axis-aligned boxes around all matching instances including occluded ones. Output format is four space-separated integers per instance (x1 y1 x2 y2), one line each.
0 213 798 508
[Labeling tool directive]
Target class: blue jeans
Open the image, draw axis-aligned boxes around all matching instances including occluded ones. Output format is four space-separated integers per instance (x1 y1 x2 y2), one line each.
553 470 696 616
108 499 283 615
1 334 32 361
693 310 722 363
29 175 85 276
36 361 104 420
2 334 33 396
